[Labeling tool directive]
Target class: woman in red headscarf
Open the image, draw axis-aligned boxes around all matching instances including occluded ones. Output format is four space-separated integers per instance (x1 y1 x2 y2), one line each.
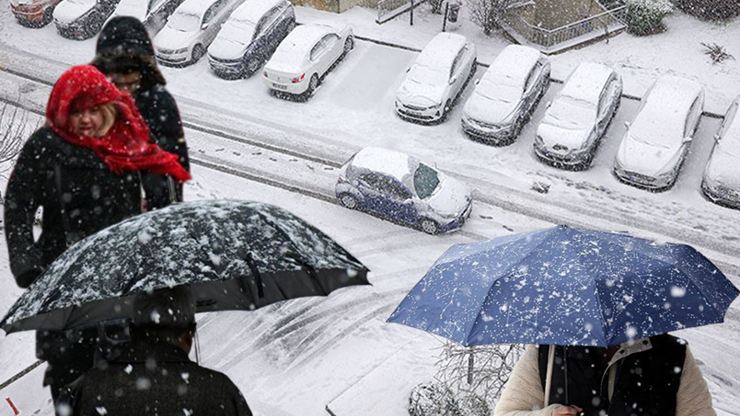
3 65 191 405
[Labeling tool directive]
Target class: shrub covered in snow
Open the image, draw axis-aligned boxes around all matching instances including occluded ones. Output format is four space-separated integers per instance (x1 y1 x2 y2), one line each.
673 0 740 21
625 0 674 35
465 0 518 36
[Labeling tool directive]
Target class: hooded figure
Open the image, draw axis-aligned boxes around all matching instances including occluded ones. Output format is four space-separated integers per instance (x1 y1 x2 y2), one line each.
92 16 190 209
3 65 190 405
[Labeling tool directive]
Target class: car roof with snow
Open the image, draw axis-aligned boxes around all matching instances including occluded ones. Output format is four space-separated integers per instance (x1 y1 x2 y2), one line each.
414 33 468 71
176 0 221 16
348 147 417 182
483 45 542 87
559 62 615 104
230 0 285 23
276 23 340 53
631 75 704 141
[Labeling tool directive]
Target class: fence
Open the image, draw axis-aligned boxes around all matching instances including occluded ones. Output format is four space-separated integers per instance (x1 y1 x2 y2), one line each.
505 5 627 48
377 0 427 22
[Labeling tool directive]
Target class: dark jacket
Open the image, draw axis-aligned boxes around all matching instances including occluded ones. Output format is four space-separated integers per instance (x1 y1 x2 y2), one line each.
4 126 143 287
538 334 686 416
93 16 190 209
67 340 253 416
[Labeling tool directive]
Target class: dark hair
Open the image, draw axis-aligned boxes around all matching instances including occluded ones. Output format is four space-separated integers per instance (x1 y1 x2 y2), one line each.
132 286 196 333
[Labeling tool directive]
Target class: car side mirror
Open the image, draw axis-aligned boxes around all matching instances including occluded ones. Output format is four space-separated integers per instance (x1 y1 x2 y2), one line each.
449 77 457 85
683 136 693 143
201 23 209 30
475 79 480 85
624 121 630 129
713 133 721 143
405 67 410 73
545 101 551 108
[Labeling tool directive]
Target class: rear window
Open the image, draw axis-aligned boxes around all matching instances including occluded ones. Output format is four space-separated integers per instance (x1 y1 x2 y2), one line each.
413 163 439 199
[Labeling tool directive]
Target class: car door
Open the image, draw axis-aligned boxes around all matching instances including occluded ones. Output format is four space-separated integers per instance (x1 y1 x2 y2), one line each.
355 173 385 213
448 48 465 99
372 176 417 224
323 33 342 69
201 0 226 44
258 6 281 55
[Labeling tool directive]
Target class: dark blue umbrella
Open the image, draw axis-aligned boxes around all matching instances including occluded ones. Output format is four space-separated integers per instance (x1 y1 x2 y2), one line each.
388 225 739 347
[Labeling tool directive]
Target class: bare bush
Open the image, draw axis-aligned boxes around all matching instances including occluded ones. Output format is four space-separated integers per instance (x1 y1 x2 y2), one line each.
465 0 518 35
701 42 735 64
1 102 31 177
408 342 524 416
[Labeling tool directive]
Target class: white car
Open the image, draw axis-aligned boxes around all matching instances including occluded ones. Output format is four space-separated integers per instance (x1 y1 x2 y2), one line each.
105 0 185 34
154 0 243 67
534 62 622 169
395 33 476 123
702 95 740 208
461 44 549 144
53 0 118 39
614 75 705 191
263 21 353 99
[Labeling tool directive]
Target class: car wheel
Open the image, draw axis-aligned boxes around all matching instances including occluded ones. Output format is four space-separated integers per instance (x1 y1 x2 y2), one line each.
344 36 354 54
307 74 319 97
192 44 205 62
40 7 54 26
287 20 296 31
339 194 359 209
441 99 452 121
420 219 440 235
467 59 477 80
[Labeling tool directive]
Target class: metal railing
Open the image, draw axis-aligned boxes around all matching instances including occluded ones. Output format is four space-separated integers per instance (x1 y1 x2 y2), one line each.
377 0 427 22
505 5 627 48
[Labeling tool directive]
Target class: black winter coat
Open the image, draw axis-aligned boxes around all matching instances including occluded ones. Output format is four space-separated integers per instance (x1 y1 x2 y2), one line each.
4 126 143 287
67 340 253 416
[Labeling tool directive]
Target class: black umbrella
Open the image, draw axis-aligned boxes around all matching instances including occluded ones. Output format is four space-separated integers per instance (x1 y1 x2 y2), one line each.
1 200 370 333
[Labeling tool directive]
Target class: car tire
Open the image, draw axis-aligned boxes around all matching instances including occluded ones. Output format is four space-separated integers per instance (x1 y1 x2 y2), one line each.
306 74 319 98
40 7 54 27
419 219 440 235
192 44 205 63
287 20 296 31
467 59 477 80
345 36 354 52
339 194 359 210
441 99 452 121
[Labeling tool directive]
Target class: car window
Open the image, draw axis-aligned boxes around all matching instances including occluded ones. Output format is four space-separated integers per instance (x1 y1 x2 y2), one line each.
377 176 412 200
203 0 226 24
324 33 339 49
524 65 536 92
310 41 323 61
148 0 166 13
450 48 464 78
597 78 612 115
684 97 701 137
413 163 440 199
359 173 381 189
718 101 738 139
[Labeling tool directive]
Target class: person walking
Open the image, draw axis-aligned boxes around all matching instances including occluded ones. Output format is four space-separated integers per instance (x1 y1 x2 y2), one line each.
92 16 190 209
3 64 191 407
494 335 716 416
65 286 253 416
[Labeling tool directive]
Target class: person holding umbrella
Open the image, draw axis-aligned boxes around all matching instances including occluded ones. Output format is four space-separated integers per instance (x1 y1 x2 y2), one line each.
91 16 190 209
3 64 191 406
64 286 253 416
493 335 715 416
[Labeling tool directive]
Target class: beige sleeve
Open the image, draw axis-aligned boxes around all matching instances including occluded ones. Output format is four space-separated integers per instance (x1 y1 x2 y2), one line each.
493 345 560 416
675 346 716 416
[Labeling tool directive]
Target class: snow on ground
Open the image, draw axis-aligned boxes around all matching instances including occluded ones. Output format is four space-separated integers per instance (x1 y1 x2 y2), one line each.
1 3 740 416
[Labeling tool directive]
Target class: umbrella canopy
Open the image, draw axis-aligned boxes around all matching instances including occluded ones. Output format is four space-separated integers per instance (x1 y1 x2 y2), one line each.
388 225 739 347
2 200 369 334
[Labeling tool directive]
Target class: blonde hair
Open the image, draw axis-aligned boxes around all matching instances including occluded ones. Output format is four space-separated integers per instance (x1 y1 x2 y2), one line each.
96 102 117 137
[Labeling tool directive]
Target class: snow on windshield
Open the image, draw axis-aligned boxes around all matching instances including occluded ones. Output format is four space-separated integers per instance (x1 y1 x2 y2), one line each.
408 63 446 87
547 95 596 129
169 11 200 32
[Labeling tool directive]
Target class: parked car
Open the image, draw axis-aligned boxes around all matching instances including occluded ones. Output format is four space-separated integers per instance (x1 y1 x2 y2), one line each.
53 0 121 40
534 62 622 169
263 21 353 99
10 0 63 27
702 95 740 208
335 147 473 235
461 45 549 144
154 0 243 67
207 0 295 79
105 0 186 35
395 33 476 123
614 75 705 191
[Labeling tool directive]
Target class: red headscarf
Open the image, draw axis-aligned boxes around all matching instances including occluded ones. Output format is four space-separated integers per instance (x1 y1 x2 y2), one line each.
46 65 191 183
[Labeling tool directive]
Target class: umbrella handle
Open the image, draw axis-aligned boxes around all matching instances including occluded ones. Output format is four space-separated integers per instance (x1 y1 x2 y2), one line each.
544 345 554 405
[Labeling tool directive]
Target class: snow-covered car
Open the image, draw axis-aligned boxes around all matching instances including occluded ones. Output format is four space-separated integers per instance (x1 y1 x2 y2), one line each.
335 147 473 235
154 0 244 67
207 0 295 79
702 95 740 208
461 45 549 144
53 0 120 39
105 0 185 35
10 0 63 27
614 75 705 191
263 21 353 99
395 33 477 123
534 62 622 169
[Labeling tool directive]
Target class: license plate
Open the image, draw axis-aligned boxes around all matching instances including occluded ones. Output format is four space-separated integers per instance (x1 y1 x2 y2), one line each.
273 83 288 90
404 109 421 116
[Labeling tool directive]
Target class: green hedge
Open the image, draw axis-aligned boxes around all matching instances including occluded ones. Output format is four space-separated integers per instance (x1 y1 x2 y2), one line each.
626 0 674 35
673 0 740 21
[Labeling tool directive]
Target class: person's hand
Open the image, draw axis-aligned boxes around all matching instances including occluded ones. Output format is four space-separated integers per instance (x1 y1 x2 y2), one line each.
552 405 583 416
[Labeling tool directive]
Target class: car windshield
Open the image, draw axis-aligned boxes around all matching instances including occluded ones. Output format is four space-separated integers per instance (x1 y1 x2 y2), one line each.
168 11 200 32
222 18 256 43
547 95 596 129
408 63 446 87
413 163 440 199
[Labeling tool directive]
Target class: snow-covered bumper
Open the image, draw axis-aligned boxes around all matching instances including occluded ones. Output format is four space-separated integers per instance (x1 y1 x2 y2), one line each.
701 179 740 208
209 56 246 79
264 73 309 95
395 100 443 122
11 2 47 23
613 161 676 191
437 200 473 233
156 47 191 67
461 116 516 143
533 137 590 166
